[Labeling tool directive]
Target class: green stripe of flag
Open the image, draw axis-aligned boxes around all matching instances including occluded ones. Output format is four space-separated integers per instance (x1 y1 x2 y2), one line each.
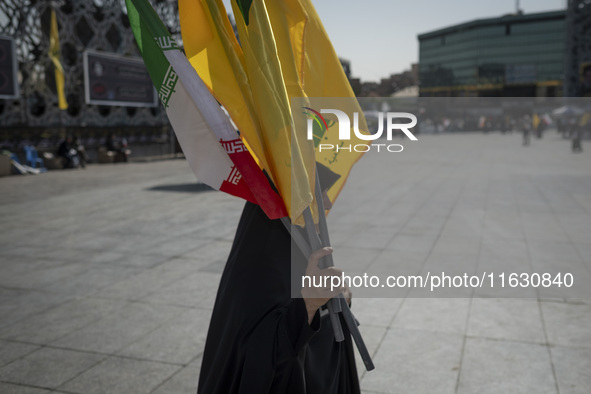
126 0 179 104
234 0 253 26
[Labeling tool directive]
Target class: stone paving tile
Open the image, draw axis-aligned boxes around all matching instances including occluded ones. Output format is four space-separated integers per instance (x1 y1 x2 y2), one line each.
117 307 210 364
574 242 591 266
391 298 470 335
527 240 583 264
41 265 143 296
481 212 525 241
3 246 86 264
430 234 481 257
51 302 187 354
420 253 479 277
191 219 243 242
547 192 588 215
180 239 234 268
0 257 61 280
57 356 181 394
151 359 202 394
0 244 44 259
141 271 222 309
330 225 370 248
0 341 40 368
541 300 591 348
479 238 529 263
550 345 591 394
341 225 400 250
520 212 570 243
384 233 439 255
467 298 545 344
62 249 126 265
139 235 215 258
0 382 52 393
354 324 388 380
93 258 196 301
0 298 129 345
35 248 96 264
559 214 591 246
368 249 429 276
66 234 126 253
439 209 485 238
330 246 383 273
0 347 105 389
401 214 448 236
361 328 463 394
351 298 403 328
0 291 74 331
106 252 174 269
0 262 91 290
457 338 556 394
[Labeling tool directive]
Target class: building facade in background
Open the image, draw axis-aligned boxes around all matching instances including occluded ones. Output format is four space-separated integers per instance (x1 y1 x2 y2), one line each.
418 11 565 97
0 0 180 150
564 0 591 97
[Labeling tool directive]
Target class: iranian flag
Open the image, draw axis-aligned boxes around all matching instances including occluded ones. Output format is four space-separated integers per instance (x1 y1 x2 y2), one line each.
125 0 287 218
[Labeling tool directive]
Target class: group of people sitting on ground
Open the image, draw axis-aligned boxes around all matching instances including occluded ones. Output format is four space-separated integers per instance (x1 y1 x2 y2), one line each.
57 135 88 169
56 133 130 169
104 133 131 163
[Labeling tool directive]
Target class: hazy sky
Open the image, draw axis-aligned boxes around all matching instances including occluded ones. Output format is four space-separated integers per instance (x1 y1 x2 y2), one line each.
222 0 566 82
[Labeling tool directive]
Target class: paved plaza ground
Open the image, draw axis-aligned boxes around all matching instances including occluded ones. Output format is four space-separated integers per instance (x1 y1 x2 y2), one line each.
0 131 590 393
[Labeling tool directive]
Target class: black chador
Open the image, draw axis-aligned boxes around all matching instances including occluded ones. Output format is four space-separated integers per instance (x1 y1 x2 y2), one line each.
197 201 360 394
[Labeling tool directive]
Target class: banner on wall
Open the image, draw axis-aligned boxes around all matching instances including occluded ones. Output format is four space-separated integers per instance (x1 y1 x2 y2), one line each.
83 50 158 107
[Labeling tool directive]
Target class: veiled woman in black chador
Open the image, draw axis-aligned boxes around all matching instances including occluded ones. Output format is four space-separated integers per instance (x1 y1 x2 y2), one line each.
197 165 360 394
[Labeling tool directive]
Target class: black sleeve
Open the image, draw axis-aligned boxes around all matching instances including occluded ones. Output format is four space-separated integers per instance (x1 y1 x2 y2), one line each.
278 298 321 361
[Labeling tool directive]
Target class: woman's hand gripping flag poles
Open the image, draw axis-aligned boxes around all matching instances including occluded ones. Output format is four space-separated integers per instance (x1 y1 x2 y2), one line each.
282 166 375 371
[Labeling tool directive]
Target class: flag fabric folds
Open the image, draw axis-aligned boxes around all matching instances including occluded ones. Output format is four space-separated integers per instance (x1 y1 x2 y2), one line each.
125 0 287 219
49 9 68 110
265 0 369 205
179 0 263 169
230 0 316 223
130 0 366 222
180 0 314 223
181 0 367 222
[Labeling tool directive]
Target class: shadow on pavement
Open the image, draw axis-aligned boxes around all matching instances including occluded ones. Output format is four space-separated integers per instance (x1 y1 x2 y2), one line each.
147 183 215 193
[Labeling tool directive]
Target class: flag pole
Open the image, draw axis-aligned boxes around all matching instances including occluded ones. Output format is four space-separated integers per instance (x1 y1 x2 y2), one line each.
301 207 346 343
281 213 345 342
309 169 375 371
284 167 375 371
280 217 309 257
282 179 375 370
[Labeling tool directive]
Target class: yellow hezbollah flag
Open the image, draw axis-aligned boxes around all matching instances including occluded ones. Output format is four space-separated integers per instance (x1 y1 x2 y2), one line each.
179 0 267 171
231 0 314 221
181 0 365 222
266 0 369 205
49 9 68 110
260 0 322 221
180 0 312 221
